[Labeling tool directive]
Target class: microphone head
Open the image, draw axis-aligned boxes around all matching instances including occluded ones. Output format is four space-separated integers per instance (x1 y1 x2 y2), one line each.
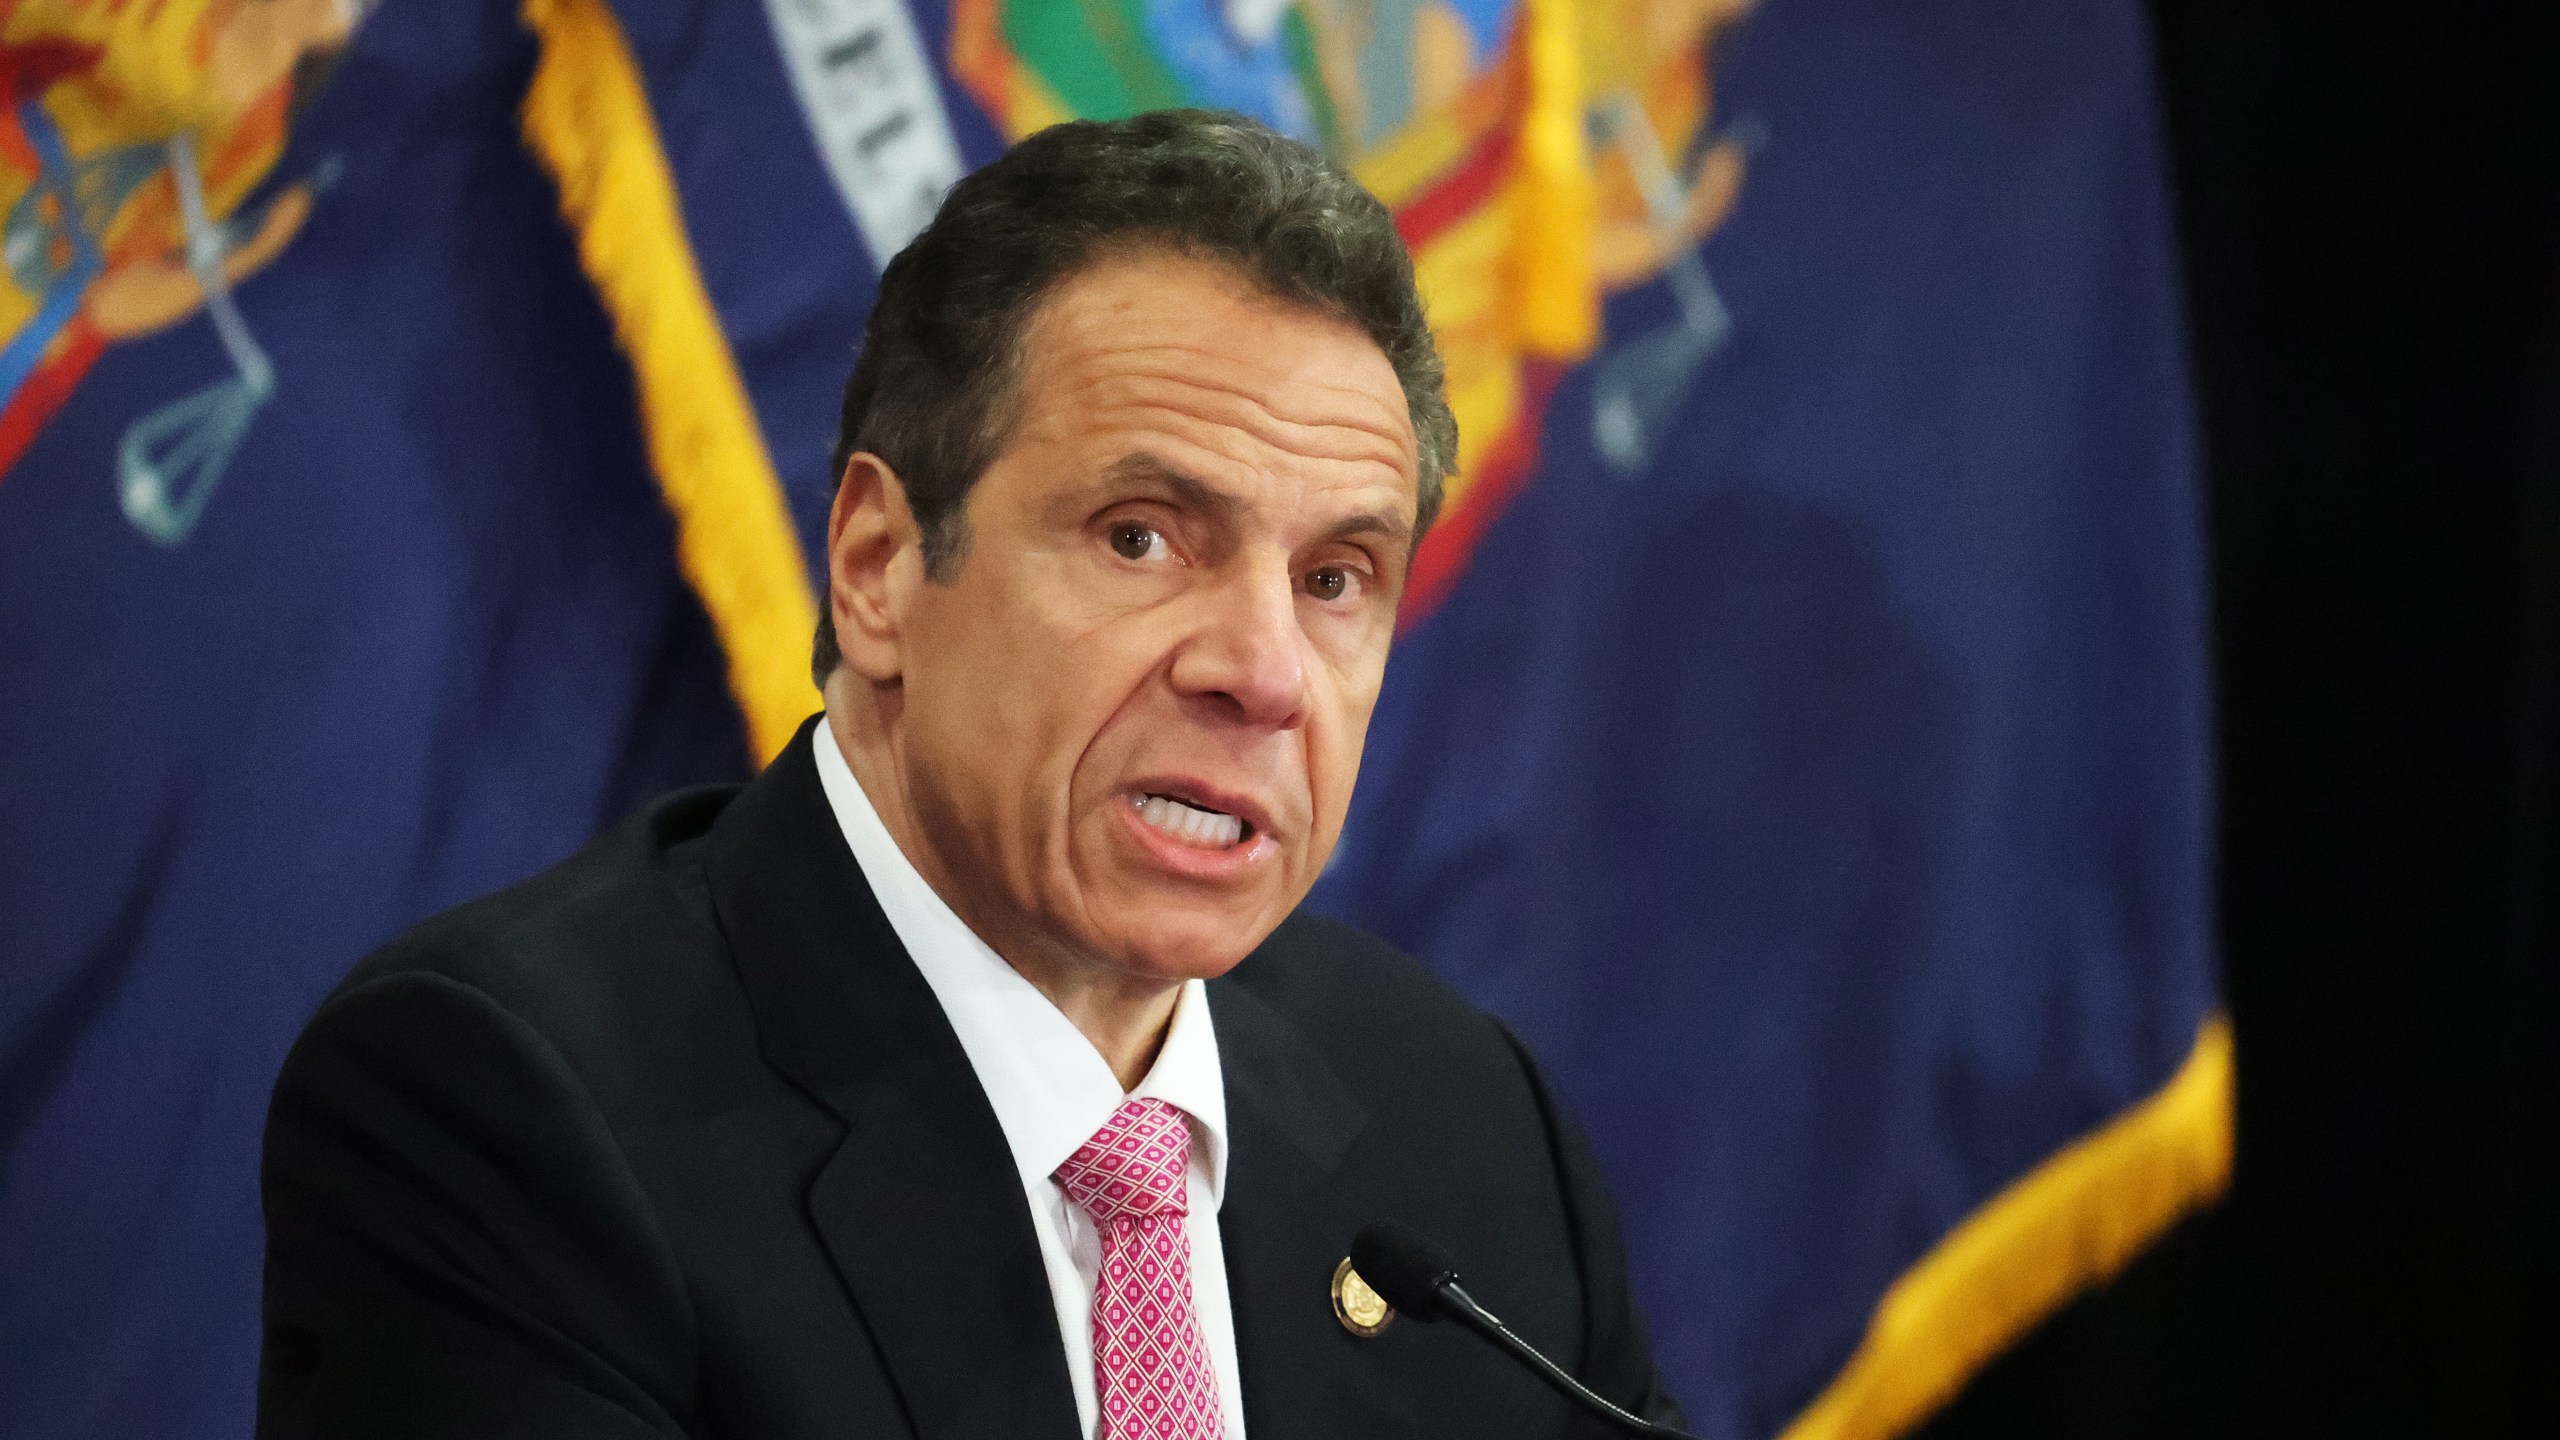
1350 1221 1460 1321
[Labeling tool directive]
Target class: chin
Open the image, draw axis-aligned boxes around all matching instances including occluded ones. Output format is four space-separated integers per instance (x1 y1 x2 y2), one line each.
1106 902 1282 983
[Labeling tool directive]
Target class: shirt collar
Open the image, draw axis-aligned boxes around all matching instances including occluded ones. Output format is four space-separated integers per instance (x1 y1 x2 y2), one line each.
810 721 1229 1204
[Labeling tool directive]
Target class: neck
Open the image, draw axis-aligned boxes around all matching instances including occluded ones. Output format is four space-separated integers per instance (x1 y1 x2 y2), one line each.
822 683 1182 1090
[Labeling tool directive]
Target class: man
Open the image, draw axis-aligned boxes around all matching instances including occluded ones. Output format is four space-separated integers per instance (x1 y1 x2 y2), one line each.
259 111 1680 1440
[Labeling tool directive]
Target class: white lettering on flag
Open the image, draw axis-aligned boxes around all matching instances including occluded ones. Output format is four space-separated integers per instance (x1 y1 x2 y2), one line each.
763 0 967 269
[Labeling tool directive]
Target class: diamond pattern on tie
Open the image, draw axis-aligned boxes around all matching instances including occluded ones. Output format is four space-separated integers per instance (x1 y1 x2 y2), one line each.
1055 1098 1222 1440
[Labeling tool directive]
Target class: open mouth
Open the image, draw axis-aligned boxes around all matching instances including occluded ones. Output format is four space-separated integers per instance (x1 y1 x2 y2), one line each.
1130 790 1253 850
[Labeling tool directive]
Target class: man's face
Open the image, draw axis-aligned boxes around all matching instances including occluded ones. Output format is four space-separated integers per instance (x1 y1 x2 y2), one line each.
879 252 1419 985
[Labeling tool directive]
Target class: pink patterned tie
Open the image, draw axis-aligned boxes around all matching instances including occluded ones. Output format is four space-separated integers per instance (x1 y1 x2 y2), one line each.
1053 1098 1224 1440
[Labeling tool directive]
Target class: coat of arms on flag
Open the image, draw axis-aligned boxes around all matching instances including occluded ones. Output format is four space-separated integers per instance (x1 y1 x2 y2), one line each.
0 0 371 542
948 0 1754 619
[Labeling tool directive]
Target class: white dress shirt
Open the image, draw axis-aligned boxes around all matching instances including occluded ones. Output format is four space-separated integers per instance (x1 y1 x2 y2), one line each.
812 724 1249 1440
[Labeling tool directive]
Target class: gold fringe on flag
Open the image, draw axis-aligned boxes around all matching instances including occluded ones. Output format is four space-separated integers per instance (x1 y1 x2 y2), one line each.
517 0 821 765
1513 0 1601 359
1783 1012 2236 1440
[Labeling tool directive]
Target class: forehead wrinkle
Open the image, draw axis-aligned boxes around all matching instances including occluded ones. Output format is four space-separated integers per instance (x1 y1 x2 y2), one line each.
1028 323 1417 468
1093 402 1414 487
1077 334 1412 427
1099 452 1410 540
1020 249 1414 425
1040 369 1416 478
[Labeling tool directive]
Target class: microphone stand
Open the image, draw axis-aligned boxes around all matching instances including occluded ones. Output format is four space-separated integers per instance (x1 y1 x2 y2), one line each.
1431 1278 1698 1440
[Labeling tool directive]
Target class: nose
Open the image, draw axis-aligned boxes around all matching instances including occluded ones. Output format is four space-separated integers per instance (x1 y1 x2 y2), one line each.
1169 559 1308 730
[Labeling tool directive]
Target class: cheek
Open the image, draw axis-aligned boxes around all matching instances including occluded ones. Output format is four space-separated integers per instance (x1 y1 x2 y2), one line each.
1021 628 1172 827
906 611 1059 829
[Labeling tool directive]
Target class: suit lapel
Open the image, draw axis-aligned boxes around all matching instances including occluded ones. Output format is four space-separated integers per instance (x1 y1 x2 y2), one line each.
706 721 1080 1440
1210 979 1418 1440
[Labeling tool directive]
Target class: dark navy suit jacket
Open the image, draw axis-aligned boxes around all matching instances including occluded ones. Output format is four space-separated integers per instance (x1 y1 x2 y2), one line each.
257 719 1679 1439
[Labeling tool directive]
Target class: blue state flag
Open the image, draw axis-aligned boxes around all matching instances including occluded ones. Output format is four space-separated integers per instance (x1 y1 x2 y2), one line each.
0 2 2222 1438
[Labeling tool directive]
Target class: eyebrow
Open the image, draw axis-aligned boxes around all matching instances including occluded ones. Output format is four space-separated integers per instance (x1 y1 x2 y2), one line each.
1096 453 1242 526
1088 451 1415 551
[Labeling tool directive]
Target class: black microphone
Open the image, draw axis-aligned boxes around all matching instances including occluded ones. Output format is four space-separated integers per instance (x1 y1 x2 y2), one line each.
1350 1222 1698 1440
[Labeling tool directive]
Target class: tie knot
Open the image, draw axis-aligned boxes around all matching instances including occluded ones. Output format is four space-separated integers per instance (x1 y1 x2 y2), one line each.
1055 1098 1193 1223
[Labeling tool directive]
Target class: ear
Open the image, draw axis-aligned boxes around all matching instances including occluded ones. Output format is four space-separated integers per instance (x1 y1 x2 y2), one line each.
825 452 925 684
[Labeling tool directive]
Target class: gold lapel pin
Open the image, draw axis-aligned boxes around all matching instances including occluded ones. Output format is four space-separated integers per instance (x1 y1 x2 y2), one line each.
1331 1256 1394 1337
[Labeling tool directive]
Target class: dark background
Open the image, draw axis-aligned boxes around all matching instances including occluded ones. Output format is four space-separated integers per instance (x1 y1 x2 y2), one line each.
1919 1 2559 1435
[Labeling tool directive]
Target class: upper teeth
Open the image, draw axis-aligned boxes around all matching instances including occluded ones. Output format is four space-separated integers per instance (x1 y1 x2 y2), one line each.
1137 793 1246 849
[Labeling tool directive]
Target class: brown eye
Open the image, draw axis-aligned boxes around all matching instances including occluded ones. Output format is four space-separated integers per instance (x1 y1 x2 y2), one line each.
1109 522 1160 560
1306 567 1349 601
